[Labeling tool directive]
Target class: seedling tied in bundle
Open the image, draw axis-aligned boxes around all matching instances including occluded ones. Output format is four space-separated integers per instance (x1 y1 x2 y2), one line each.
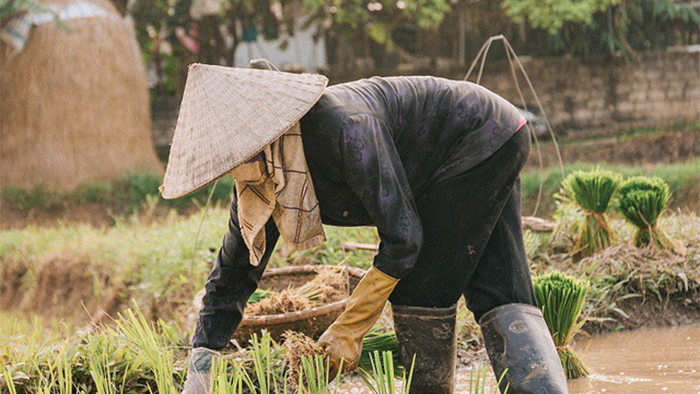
618 176 686 255
246 267 348 316
560 168 622 257
533 272 590 380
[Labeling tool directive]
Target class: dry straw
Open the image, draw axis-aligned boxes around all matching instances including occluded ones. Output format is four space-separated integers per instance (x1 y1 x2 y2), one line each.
0 0 161 190
161 64 328 199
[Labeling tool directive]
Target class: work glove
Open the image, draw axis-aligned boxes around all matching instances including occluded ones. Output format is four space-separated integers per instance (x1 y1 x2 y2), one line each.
181 347 218 394
317 266 399 380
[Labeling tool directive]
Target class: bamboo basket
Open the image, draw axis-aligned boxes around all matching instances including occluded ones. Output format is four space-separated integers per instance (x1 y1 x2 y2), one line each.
193 265 366 345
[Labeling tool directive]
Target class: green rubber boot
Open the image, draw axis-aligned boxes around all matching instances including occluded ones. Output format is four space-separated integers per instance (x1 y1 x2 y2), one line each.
181 347 217 394
479 303 568 394
391 304 457 394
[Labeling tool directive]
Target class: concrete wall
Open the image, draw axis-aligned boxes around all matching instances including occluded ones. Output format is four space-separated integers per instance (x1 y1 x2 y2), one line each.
152 50 700 155
471 50 700 135
327 49 700 136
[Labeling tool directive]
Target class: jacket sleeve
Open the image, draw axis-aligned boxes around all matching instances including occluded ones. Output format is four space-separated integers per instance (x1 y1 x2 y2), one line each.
340 114 423 279
193 191 280 349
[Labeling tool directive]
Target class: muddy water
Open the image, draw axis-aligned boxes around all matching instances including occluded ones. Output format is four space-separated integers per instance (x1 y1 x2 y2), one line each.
340 324 700 393
568 324 700 393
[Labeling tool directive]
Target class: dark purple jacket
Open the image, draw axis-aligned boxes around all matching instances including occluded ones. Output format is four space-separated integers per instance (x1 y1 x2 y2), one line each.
298 76 522 279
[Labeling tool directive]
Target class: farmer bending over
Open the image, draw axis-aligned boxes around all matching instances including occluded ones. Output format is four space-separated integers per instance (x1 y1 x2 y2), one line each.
161 60 568 394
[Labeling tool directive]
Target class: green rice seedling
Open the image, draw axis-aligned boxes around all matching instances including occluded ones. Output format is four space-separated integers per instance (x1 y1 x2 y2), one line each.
114 302 179 393
87 338 119 394
618 176 685 254
468 365 488 394
468 364 508 394
360 330 402 374
3 366 19 394
359 351 414 394
533 272 590 379
48 342 74 394
560 168 622 257
211 356 246 394
249 288 275 304
296 355 340 394
247 333 286 394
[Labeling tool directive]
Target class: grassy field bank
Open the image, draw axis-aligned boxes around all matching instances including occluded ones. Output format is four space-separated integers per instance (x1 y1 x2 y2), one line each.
3 208 698 329
2 160 698 229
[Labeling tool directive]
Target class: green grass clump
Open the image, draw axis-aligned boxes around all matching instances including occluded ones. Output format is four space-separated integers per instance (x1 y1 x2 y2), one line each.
560 168 623 257
618 176 685 254
1 185 63 212
533 272 590 379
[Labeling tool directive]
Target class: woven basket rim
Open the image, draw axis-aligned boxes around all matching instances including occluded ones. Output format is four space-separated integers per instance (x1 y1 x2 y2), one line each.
240 265 366 326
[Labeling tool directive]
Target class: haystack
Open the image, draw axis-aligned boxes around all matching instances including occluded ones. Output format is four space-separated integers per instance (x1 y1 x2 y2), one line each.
0 0 161 191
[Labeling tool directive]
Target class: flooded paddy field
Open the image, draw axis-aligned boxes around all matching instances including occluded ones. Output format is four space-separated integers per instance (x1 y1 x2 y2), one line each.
339 324 700 393
569 324 700 393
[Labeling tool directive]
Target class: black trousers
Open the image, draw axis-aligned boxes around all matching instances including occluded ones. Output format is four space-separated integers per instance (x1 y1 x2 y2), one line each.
193 130 534 349
389 129 536 322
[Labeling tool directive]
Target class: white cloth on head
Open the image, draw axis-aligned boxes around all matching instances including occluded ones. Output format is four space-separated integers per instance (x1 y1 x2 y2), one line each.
1 1 118 56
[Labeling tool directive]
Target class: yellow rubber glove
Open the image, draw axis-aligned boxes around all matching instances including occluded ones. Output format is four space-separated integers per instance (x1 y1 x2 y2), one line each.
317 266 399 379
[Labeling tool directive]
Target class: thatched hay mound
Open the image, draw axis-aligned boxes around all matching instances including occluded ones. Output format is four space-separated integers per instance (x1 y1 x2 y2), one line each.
0 0 161 190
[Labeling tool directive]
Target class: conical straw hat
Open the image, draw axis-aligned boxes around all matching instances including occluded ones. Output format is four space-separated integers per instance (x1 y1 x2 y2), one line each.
161 64 328 199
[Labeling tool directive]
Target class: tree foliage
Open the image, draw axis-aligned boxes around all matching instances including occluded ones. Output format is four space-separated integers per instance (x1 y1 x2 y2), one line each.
302 0 451 48
501 0 700 57
502 0 619 34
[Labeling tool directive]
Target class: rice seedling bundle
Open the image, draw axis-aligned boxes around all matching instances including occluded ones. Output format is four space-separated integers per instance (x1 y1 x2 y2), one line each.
282 331 327 389
533 272 590 379
360 330 402 374
618 176 686 255
281 329 402 387
560 169 622 257
246 267 348 316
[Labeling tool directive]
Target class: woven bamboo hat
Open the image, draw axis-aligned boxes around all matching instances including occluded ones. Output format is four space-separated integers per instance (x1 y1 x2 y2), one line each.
160 64 328 199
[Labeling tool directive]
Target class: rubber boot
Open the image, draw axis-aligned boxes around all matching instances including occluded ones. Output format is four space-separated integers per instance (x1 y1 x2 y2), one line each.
479 303 568 394
181 347 217 394
391 304 457 394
